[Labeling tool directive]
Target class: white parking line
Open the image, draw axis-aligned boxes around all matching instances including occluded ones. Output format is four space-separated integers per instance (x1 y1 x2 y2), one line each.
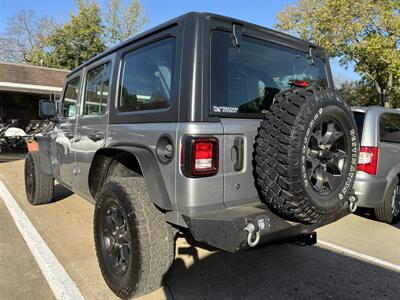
0 179 85 300
318 240 400 272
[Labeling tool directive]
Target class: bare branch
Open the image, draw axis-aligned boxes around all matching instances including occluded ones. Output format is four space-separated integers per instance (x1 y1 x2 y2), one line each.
0 9 57 64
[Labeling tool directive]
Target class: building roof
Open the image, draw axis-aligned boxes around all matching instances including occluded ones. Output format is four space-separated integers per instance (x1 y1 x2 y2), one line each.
0 62 69 94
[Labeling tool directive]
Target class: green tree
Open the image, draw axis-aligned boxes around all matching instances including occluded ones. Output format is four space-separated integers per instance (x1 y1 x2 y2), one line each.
276 0 400 107
337 80 380 107
46 0 106 70
103 0 148 46
337 79 400 108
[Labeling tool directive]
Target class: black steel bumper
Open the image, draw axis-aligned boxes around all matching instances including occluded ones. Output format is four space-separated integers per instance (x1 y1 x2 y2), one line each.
183 204 348 253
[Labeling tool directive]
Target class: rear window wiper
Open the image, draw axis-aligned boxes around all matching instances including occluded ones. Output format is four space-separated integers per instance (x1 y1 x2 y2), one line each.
308 46 316 65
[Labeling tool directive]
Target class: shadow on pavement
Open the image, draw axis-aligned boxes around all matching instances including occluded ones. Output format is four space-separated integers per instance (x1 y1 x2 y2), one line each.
53 183 74 202
392 222 400 229
165 240 399 300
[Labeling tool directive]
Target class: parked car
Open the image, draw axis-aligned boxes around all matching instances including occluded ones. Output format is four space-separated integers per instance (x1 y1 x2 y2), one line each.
353 106 400 223
0 119 27 153
25 12 359 299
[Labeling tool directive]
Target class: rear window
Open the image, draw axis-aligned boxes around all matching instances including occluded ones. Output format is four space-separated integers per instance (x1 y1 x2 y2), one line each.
380 113 400 143
211 31 328 116
353 112 365 140
118 38 175 112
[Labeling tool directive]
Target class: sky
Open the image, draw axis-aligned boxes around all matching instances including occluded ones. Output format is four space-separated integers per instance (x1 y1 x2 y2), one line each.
0 0 359 82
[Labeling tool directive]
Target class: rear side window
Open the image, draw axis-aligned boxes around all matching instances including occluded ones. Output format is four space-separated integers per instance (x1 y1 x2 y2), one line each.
63 76 80 118
211 31 328 115
118 38 175 112
353 112 365 140
380 113 400 143
83 63 111 116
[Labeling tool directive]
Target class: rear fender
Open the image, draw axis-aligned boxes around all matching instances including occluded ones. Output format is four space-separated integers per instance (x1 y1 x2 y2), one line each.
93 146 173 211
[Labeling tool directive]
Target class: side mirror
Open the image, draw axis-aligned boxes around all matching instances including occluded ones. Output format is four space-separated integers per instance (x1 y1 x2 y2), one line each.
39 99 56 119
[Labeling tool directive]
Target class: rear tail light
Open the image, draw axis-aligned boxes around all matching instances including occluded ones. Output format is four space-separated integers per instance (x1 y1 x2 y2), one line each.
181 136 219 177
357 146 379 175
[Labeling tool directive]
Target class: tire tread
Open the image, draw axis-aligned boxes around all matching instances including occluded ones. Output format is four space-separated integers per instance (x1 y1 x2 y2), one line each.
94 178 174 299
255 88 357 223
24 151 54 205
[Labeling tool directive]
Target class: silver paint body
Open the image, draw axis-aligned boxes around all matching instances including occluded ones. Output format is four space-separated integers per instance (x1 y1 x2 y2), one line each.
51 111 263 226
352 106 400 208
40 12 335 227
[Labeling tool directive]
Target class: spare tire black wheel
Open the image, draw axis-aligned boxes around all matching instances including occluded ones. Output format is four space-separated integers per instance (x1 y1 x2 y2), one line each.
255 87 359 223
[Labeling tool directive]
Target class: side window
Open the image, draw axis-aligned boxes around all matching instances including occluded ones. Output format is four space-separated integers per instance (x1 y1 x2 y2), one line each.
118 38 175 112
83 63 111 116
62 76 80 118
380 113 400 143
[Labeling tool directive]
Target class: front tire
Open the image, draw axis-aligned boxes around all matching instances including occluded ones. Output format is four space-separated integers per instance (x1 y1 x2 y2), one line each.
94 178 174 299
24 151 54 205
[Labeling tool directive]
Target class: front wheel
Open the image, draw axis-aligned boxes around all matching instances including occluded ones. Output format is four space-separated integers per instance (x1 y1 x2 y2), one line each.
24 151 54 205
93 178 174 299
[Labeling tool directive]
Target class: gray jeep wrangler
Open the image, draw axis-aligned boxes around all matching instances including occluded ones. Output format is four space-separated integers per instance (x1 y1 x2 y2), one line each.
24 12 359 299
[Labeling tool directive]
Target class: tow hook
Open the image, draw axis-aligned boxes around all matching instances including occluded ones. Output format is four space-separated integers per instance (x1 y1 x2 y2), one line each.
244 222 260 248
348 193 358 213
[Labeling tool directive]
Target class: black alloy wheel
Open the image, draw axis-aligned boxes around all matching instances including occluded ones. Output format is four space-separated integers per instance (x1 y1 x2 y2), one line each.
100 201 131 276
306 118 347 194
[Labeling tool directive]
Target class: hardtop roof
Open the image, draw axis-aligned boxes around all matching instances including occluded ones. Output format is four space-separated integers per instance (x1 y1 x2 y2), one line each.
67 12 321 77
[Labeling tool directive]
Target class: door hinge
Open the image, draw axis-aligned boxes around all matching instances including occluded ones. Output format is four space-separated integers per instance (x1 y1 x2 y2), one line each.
232 23 242 47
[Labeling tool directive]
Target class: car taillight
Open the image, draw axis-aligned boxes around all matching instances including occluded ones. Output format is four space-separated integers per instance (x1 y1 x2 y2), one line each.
358 146 379 175
181 137 219 177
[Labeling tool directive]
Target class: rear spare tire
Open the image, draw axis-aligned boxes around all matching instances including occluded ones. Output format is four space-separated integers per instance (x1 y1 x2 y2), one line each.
255 87 359 223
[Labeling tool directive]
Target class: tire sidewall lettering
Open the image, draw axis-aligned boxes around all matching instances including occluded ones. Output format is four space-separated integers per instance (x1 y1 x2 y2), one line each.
301 103 359 204
302 108 323 188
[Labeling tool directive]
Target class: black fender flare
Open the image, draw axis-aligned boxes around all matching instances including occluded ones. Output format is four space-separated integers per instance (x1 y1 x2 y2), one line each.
94 146 173 211
36 135 53 175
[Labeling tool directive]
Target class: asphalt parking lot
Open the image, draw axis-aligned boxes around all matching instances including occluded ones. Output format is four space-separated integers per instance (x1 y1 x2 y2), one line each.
0 159 399 300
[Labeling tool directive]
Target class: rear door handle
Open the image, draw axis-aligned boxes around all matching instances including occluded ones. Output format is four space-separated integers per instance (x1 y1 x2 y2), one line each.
88 131 104 142
233 137 244 171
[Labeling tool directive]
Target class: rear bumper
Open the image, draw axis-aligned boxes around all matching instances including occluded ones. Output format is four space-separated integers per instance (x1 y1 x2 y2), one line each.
183 203 348 253
353 173 387 208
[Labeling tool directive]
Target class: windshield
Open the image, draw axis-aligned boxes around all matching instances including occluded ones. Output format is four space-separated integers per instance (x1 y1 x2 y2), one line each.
210 31 328 115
